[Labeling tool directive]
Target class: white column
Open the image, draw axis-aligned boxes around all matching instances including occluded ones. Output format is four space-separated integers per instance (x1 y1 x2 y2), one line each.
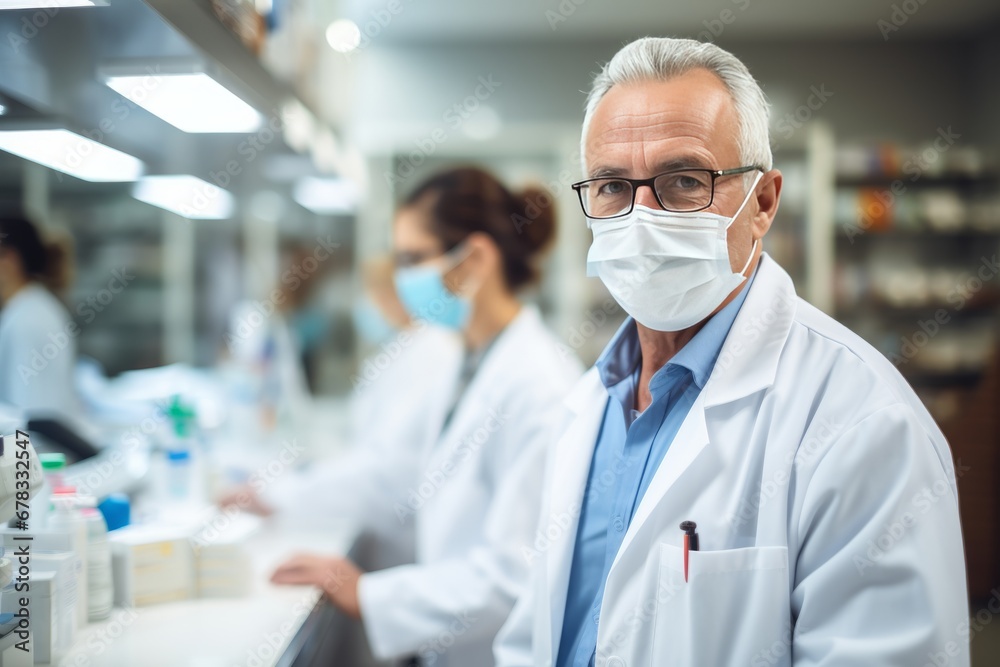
806 121 836 314
162 212 196 363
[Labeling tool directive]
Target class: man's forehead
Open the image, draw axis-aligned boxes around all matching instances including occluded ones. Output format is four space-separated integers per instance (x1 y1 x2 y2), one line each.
584 71 739 166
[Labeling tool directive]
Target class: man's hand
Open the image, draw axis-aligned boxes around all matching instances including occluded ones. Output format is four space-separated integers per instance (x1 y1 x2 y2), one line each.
217 484 274 516
271 553 363 620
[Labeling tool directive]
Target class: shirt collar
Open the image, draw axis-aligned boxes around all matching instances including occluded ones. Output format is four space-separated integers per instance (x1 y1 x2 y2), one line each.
596 265 758 391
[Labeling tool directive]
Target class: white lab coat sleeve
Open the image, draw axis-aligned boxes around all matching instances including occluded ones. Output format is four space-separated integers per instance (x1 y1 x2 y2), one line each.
491 564 538 667
357 392 552 663
790 403 970 666
493 491 548 667
260 442 419 533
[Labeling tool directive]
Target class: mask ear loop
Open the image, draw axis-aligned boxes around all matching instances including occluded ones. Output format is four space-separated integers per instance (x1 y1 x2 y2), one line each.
442 241 481 298
725 171 763 278
723 171 763 231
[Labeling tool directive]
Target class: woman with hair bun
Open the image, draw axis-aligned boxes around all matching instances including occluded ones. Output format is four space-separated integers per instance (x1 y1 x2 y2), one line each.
0 216 79 419
270 166 582 666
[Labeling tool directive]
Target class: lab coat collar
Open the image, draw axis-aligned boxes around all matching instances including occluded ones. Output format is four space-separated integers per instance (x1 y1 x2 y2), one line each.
699 252 797 408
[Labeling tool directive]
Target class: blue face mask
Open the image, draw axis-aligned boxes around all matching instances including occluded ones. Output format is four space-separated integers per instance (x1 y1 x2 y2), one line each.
393 254 471 331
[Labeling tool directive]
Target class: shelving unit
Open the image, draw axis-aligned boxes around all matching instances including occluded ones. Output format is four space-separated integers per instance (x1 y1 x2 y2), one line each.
829 144 1000 422
827 139 1000 599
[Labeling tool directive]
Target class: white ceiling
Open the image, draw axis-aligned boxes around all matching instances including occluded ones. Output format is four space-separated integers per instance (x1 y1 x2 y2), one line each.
336 0 1000 43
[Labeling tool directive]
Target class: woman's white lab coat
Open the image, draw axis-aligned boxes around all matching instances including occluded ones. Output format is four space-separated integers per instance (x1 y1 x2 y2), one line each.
261 323 464 565
495 254 969 667
0 284 80 420
356 305 583 666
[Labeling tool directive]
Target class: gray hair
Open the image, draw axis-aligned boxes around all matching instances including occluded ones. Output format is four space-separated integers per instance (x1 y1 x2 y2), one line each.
581 37 772 174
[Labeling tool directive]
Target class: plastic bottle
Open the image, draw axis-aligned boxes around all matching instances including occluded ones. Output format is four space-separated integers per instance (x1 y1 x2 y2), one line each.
166 449 193 501
78 495 112 621
164 395 205 508
31 452 67 530
48 487 88 629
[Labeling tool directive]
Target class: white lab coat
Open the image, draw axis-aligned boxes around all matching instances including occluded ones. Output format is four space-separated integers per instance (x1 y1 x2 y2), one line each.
495 254 969 667
358 306 583 666
0 284 80 420
261 323 464 565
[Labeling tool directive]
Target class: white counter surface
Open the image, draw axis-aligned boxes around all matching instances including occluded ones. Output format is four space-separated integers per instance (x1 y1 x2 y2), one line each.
57 520 356 667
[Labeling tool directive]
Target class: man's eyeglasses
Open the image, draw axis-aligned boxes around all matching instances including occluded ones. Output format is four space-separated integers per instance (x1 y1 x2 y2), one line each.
571 165 763 219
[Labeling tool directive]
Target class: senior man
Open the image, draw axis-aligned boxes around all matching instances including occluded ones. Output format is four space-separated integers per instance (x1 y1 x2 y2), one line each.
495 37 968 667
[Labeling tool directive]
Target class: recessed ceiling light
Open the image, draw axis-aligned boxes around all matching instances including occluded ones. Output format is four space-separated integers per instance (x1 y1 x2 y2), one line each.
0 129 143 182
0 1 105 8
105 72 262 134
133 175 235 220
293 177 357 215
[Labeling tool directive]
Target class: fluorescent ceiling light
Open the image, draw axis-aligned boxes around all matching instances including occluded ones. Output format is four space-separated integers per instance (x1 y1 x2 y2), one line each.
0 129 143 182
293 177 357 215
0 1 103 8
0 104 6 115
133 175 235 220
105 73 262 133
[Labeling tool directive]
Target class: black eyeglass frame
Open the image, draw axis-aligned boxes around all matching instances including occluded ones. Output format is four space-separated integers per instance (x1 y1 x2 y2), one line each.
570 165 764 219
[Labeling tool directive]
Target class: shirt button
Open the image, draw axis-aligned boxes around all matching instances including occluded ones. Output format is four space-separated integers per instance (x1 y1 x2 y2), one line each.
593 613 600 624
613 516 624 532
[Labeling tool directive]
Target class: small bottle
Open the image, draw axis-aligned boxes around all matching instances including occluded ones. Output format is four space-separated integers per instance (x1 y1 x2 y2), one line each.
78 495 113 621
166 449 193 501
48 487 88 629
31 452 67 530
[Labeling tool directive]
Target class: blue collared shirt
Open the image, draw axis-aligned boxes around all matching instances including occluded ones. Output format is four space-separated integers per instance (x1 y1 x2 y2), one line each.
556 271 756 667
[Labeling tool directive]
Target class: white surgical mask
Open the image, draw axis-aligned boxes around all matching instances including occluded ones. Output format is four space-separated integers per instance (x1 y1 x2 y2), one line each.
586 172 761 332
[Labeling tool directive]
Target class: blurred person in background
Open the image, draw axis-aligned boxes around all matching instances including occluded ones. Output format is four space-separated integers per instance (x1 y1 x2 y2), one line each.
258 166 583 666
0 216 81 421
221 255 464 567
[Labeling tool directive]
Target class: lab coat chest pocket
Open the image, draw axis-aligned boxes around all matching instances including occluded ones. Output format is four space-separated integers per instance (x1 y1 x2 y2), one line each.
651 543 791 667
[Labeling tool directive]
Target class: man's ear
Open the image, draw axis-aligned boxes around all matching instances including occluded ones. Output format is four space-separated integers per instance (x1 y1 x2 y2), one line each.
750 169 782 239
